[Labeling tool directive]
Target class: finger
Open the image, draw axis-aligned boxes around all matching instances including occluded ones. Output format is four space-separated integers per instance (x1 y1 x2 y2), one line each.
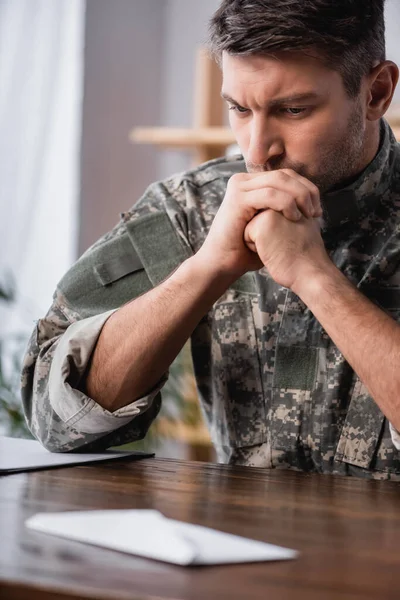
244 227 257 253
242 171 314 218
279 169 322 217
244 210 272 248
245 188 303 222
243 169 321 217
244 217 256 247
245 239 257 253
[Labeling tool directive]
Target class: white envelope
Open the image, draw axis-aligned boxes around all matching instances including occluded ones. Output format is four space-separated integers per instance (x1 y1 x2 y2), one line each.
26 509 298 566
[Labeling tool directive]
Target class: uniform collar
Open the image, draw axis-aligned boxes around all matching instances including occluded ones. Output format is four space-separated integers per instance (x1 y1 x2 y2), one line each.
322 119 396 229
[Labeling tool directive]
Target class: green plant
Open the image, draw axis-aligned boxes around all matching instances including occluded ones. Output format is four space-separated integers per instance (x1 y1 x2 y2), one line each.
0 273 33 438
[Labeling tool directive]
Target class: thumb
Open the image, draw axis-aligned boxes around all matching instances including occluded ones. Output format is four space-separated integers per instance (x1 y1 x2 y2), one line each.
244 222 257 253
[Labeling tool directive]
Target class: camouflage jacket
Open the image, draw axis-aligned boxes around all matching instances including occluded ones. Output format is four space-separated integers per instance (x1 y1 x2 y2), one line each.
22 119 400 480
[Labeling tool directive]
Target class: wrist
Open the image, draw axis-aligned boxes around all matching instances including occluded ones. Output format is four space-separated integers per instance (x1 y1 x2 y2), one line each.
291 258 342 305
191 246 246 286
173 252 236 303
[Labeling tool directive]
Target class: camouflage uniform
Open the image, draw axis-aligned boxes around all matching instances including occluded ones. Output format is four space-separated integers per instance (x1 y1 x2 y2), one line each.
22 119 400 479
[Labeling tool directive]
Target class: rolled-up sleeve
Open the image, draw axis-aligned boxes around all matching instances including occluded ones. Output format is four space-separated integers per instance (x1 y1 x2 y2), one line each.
48 310 166 434
389 422 400 451
21 293 165 452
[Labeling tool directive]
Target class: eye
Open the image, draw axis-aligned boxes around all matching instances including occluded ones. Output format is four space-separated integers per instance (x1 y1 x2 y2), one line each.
282 107 307 116
228 104 249 114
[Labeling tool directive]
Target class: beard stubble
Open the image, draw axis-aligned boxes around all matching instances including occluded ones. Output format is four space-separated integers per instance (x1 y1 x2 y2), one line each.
245 103 366 195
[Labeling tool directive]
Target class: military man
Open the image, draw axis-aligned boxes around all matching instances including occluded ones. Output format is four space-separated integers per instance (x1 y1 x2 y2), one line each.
22 0 400 479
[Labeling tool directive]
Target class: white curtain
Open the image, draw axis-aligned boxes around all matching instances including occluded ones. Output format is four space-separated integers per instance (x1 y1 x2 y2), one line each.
0 0 85 338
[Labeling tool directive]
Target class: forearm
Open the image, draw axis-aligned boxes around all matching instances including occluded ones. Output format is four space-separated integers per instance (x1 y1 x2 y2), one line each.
292 261 400 431
86 253 234 412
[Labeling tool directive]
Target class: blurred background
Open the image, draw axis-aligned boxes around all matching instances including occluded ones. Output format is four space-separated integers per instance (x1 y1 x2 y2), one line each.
1 0 400 461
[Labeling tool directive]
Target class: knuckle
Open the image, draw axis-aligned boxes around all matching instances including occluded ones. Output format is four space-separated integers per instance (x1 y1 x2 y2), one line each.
228 172 246 187
275 170 289 181
264 187 279 207
298 190 310 205
284 197 297 211
264 186 277 199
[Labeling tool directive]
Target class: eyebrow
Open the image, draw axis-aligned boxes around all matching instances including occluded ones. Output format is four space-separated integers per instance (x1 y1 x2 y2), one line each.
221 92 320 107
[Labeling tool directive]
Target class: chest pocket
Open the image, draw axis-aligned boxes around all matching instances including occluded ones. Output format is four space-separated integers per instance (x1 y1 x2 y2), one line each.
58 212 192 318
209 277 266 450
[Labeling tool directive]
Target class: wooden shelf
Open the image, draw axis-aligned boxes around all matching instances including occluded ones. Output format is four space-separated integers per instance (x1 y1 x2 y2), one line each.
131 124 400 146
130 48 232 164
130 126 235 149
131 124 400 156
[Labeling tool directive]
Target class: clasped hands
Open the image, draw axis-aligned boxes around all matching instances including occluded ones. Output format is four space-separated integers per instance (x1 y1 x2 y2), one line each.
201 168 331 293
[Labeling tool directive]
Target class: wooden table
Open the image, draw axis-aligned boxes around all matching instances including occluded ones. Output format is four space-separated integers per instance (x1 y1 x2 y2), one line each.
1 457 400 600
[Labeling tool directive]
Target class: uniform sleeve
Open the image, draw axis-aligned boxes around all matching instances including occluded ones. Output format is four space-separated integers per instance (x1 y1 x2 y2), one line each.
21 293 165 452
389 422 400 450
20 179 193 453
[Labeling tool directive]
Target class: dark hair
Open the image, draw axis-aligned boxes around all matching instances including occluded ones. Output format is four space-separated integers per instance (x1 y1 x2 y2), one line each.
209 0 386 97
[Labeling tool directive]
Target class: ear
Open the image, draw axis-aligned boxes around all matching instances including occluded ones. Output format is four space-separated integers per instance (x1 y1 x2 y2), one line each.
365 61 399 121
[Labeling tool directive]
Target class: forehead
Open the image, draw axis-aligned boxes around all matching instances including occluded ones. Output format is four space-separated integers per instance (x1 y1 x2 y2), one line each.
221 51 344 101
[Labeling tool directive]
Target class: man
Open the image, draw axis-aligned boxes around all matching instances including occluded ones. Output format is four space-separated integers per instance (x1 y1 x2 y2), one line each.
22 0 400 479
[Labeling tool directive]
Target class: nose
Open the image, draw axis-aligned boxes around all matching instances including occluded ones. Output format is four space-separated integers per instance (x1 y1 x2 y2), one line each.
246 117 284 170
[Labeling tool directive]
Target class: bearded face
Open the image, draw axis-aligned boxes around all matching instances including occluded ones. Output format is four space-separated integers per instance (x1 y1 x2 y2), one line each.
222 52 372 195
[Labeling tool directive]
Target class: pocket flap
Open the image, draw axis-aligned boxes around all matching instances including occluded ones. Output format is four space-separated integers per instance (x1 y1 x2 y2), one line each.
125 212 192 286
94 251 143 286
335 378 385 469
58 232 153 318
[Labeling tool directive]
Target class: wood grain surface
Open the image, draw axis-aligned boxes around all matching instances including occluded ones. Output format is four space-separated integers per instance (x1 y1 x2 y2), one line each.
1 457 400 600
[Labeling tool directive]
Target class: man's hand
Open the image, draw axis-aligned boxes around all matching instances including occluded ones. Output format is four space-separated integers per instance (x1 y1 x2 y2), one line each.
244 209 329 290
197 169 322 281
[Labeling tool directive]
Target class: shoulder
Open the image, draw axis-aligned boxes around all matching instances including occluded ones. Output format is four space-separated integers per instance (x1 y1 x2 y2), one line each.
76 155 246 284
152 154 246 224
126 154 246 234
161 154 246 195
